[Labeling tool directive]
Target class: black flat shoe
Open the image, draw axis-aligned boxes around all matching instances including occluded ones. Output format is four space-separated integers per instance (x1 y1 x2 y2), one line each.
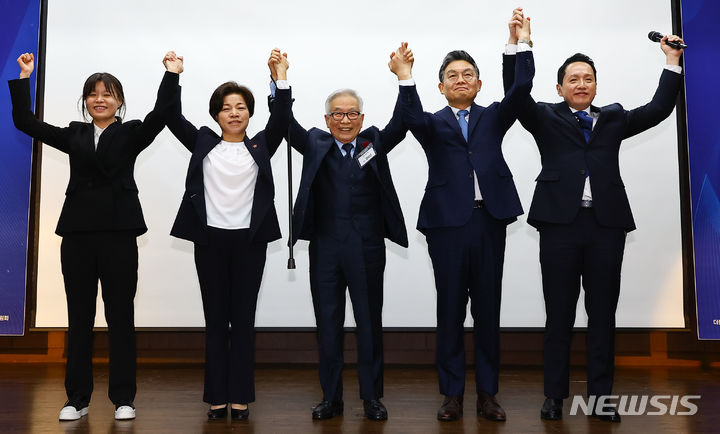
207 406 228 420
231 407 249 420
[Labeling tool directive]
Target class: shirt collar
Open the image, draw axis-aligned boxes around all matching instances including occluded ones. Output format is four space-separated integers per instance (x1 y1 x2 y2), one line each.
93 123 105 146
334 138 356 148
449 105 471 118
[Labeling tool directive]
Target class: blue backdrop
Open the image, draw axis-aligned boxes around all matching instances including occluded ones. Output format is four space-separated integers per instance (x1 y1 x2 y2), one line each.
0 0 41 336
682 0 720 339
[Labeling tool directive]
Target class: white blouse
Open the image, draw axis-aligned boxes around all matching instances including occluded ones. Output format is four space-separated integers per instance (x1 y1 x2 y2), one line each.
203 140 258 229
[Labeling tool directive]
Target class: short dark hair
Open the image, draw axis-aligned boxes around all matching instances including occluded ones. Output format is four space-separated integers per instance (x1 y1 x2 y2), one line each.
438 50 480 82
80 72 125 121
208 81 255 121
557 53 597 84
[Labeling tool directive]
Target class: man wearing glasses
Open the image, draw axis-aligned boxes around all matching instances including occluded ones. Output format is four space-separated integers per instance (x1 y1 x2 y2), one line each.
286 44 414 421
400 9 533 421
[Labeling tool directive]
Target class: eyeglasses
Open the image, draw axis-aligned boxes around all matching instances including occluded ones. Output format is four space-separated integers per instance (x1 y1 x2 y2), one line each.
444 72 477 83
329 111 362 121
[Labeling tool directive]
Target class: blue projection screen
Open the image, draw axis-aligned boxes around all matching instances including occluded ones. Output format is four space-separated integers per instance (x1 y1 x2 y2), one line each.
0 0 41 336
683 0 720 339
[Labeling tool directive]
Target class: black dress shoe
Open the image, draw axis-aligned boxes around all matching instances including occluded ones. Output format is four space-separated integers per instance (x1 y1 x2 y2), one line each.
231 406 249 420
592 406 621 422
437 395 463 421
477 392 506 421
540 398 563 420
207 405 228 420
312 400 343 420
363 399 388 420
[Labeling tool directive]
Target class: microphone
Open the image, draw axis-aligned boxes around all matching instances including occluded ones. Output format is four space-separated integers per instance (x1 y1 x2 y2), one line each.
648 31 687 49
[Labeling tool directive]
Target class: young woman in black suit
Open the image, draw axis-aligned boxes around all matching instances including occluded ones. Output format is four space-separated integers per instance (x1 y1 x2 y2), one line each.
9 52 179 421
161 50 290 420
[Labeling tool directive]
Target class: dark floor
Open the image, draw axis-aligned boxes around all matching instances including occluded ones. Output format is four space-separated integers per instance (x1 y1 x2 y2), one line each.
1 363 718 433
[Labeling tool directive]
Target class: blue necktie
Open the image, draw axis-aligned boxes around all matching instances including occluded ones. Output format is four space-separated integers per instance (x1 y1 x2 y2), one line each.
342 143 354 160
574 110 593 142
457 109 469 141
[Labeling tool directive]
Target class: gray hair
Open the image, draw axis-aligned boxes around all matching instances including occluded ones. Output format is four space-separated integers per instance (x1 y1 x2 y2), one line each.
324 89 364 114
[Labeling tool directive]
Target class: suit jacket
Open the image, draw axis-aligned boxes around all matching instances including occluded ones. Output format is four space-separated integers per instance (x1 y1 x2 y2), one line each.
287 88 408 248
401 51 535 232
503 55 683 231
166 84 291 245
9 71 176 236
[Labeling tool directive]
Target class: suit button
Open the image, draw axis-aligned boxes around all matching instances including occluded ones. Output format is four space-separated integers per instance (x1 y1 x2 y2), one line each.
468 151 472 155
469 173 473 178
579 169 586 175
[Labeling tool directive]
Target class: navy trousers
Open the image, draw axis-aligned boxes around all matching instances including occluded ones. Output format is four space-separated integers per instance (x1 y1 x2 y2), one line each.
309 229 386 402
539 208 626 399
425 206 507 397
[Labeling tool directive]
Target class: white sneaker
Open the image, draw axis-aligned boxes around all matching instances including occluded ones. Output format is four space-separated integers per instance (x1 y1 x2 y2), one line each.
114 405 136 420
59 405 88 421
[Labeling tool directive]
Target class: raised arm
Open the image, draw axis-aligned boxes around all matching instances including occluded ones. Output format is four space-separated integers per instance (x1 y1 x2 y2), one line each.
130 51 186 154
623 35 685 139
9 53 72 152
160 51 200 152
263 48 292 157
379 42 414 151
499 9 538 132
497 11 534 128
395 45 433 146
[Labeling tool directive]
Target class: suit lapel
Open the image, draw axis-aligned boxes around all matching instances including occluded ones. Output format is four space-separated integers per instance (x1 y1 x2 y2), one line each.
89 122 112 177
356 135 378 174
189 127 221 174
438 106 466 143
467 102 484 140
588 104 603 144
244 133 265 168
553 102 587 146
310 133 335 178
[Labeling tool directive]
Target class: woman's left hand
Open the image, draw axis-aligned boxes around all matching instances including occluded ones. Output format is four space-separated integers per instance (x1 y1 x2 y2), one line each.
163 51 184 74
268 48 289 81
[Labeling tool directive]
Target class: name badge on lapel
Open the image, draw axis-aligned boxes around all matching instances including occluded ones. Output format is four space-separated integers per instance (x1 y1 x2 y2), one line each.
356 142 376 168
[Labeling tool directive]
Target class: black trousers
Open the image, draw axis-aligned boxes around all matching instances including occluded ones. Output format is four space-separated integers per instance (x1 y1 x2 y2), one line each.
539 208 626 399
425 206 507 397
309 229 386 402
60 231 138 407
194 227 267 405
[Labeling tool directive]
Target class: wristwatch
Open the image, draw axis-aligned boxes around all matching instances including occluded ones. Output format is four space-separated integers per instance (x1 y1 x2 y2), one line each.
518 38 533 48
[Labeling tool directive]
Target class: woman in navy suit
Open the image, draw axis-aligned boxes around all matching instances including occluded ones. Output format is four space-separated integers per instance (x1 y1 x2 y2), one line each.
9 52 177 421
162 50 290 420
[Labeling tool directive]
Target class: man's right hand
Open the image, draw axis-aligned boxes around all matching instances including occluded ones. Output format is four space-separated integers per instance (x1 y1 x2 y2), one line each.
388 42 413 80
268 48 289 81
508 8 524 45
17 53 34 79
517 10 531 41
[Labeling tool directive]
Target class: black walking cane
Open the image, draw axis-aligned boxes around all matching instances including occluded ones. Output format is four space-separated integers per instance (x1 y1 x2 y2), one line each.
286 122 296 269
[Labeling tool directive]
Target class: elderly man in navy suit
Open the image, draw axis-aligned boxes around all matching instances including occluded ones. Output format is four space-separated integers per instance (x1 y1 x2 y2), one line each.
285 44 415 421
503 14 685 422
400 9 534 422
